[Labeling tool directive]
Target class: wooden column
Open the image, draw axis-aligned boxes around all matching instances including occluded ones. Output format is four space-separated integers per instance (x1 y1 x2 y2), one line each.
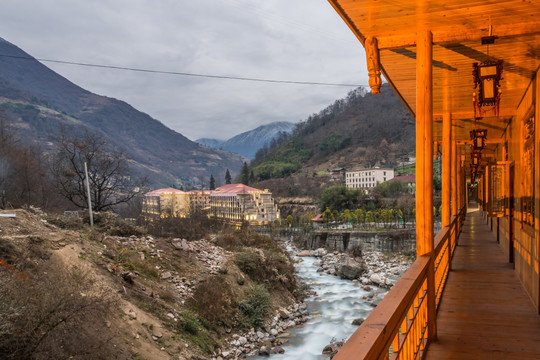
535 74 540 313
451 142 458 215
416 29 436 340
442 112 452 227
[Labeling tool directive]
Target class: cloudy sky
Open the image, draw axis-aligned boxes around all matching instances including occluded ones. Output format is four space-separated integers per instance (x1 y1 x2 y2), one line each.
0 0 369 140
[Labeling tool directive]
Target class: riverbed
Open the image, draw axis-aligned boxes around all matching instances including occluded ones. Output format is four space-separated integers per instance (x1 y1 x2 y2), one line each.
251 256 385 359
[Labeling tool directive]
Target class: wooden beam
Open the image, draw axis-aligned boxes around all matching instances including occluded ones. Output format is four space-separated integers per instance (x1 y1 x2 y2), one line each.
442 112 452 227
376 21 540 49
416 28 436 341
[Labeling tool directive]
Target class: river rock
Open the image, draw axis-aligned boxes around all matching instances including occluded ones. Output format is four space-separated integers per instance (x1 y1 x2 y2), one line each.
269 346 285 354
296 250 311 257
259 346 269 356
310 248 327 257
337 257 366 279
279 308 291 319
369 273 383 285
322 341 344 355
352 318 365 325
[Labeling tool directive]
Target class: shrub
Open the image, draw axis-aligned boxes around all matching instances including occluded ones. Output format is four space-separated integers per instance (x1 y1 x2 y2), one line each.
0 265 118 359
234 249 264 279
179 312 199 335
144 214 225 241
45 214 83 229
188 275 236 327
237 284 271 329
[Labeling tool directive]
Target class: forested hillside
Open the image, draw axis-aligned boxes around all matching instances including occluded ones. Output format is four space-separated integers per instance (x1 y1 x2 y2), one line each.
251 84 415 181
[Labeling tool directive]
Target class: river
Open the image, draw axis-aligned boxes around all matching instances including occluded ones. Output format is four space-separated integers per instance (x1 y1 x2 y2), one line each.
251 255 385 360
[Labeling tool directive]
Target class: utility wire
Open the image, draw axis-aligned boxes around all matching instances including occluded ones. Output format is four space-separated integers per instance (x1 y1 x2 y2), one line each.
0 53 367 88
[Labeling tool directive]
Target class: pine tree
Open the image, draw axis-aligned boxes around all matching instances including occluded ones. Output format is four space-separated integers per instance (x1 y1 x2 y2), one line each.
225 169 232 184
209 174 216 190
241 162 250 185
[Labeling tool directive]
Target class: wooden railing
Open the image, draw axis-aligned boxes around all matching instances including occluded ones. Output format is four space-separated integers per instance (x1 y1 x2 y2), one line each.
334 207 466 360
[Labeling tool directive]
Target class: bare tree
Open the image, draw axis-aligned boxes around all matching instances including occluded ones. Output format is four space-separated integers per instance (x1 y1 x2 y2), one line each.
51 131 145 212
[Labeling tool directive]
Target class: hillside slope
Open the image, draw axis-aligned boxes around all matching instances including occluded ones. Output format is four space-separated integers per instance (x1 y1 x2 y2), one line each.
251 84 415 181
0 208 301 359
0 37 244 187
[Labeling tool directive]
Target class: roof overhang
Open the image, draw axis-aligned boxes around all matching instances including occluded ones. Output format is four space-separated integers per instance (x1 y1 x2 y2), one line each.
329 0 540 161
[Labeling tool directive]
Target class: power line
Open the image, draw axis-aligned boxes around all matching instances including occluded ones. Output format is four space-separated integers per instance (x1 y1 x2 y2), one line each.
0 53 367 88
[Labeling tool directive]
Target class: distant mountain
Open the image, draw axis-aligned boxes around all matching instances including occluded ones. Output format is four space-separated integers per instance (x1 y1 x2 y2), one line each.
196 121 295 159
0 37 244 187
196 138 225 149
250 84 415 182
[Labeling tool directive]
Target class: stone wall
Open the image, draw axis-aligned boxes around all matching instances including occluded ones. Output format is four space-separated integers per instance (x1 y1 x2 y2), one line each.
306 229 415 253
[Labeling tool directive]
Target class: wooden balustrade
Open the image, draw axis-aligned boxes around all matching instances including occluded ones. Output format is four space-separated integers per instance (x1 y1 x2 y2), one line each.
334 207 466 360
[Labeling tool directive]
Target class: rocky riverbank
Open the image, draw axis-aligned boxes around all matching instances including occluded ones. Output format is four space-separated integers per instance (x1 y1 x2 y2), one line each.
213 303 310 359
297 248 413 289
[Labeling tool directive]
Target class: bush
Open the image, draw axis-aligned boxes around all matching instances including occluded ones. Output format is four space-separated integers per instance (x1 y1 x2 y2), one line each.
179 312 199 335
144 214 225 241
234 249 264 278
234 244 296 291
45 214 83 229
0 265 118 359
237 284 271 329
188 275 235 327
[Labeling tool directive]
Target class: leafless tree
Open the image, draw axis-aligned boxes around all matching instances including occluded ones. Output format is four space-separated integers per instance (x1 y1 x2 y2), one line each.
51 131 146 212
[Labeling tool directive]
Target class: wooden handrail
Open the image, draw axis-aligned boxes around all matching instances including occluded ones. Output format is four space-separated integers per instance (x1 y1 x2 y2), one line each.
334 255 430 359
334 206 467 359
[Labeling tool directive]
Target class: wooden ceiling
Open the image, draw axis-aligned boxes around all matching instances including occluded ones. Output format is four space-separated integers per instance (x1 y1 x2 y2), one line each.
328 0 540 149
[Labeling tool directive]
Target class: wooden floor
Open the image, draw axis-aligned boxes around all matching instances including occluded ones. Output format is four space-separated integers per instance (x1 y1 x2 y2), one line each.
425 204 540 360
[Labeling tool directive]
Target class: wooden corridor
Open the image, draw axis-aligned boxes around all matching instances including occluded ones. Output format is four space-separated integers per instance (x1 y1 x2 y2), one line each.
425 205 540 360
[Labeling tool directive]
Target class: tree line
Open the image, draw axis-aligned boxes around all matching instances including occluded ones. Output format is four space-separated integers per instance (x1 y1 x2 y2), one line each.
0 113 145 215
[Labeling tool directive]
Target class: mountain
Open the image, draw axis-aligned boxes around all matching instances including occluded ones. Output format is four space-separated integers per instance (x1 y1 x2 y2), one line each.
0 38 244 187
196 121 295 159
251 84 415 184
195 138 225 149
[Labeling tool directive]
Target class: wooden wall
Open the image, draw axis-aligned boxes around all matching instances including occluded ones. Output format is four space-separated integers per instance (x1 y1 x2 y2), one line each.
493 70 539 310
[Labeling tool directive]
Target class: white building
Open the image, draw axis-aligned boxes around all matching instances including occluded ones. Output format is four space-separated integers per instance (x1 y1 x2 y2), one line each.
345 168 394 190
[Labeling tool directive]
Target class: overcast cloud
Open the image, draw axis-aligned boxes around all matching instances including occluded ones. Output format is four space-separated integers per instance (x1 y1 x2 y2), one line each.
0 0 368 140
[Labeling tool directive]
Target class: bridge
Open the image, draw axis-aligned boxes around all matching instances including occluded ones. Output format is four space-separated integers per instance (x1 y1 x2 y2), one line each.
326 1 540 358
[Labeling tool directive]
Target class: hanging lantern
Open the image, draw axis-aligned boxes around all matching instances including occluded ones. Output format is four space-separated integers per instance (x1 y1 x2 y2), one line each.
471 151 481 166
473 60 503 107
470 128 488 150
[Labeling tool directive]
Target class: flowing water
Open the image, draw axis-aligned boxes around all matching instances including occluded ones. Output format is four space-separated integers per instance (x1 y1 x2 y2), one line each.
252 255 385 360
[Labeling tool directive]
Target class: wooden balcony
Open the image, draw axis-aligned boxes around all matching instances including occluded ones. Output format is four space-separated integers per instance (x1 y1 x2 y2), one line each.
425 205 540 359
334 204 540 359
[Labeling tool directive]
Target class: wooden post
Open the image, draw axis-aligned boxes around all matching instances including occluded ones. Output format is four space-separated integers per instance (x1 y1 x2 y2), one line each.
442 112 452 228
451 142 458 215
536 73 540 313
416 29 436 341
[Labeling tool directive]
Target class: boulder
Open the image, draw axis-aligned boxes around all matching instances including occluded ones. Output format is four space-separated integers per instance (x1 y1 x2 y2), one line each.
160 271 172 280
322 341 344 355
337 258 366 280
296 250 311 257
269 346 285 354
278 308 291 319
369 273 383 285
352 318 365 326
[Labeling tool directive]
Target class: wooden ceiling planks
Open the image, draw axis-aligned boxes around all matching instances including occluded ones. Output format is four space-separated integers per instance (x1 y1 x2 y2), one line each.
329 0 540 144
